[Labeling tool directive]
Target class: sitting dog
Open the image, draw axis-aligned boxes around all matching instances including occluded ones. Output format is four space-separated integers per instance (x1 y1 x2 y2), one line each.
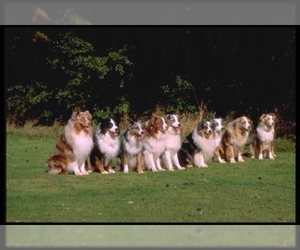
143 115 168 172
250 113 276 160
161 114 185 171
47 110 93 175
117 121 145 173
219 116 252 163
90 118 120 174
178 120 216 168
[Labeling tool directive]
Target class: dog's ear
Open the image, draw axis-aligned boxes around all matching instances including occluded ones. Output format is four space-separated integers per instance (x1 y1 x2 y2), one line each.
210 119 218 129
259 114 267 121
197 120 205 130
127 121 134 130
269 113 277 121
71 110 80 120
233 118 241 127
248 117 253 129
84 110 92 120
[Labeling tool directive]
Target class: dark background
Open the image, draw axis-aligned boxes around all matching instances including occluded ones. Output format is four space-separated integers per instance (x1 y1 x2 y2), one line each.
5 26 296 122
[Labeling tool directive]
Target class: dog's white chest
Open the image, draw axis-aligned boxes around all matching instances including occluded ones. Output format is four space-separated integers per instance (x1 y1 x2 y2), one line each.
72 132 93 162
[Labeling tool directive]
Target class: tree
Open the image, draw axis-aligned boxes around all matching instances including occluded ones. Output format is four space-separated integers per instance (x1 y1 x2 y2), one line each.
6 29 134 124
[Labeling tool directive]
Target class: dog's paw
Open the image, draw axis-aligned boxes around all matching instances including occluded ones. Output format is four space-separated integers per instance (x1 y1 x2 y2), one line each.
74 171 83 176
230 159 236 163
218 158 226 164
108 169 115 174
123 165 129 173
138 170 144 174
101 171 109 174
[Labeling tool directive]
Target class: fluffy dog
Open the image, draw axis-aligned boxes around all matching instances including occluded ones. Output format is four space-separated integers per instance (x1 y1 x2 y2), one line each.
178 120 215 168
47 110 94 175
250 113 276 160
219 116 252 163
90 118 120 174
161 114 185 171
143 115 168 172
117 121 145 173
211 118 226 163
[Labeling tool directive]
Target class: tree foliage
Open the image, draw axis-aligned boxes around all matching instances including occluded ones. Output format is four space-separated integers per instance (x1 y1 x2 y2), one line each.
6 27 295 132
6 29 134 124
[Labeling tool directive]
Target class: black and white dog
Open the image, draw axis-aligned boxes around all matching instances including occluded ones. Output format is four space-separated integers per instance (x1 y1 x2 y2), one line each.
90 118 120 174
178 120 216 168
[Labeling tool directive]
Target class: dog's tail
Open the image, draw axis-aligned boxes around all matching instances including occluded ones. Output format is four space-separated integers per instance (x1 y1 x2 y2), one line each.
46 155 66 174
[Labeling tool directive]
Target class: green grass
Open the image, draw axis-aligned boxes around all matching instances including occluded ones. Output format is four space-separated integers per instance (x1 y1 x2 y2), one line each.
6 131 295 223
5 125 296 247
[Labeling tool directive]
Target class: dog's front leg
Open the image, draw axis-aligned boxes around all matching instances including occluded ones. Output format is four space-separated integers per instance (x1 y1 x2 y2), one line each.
194 152 208 168
136 153 144 173
79 161 89 175
122 153 129 173
237 147 245 162
164 151 174 171
95 157 108 174
107 161 115 173
172 153 185 170
155 155 165 171
67 161 82 175
227 145 236 163
143 151 158 172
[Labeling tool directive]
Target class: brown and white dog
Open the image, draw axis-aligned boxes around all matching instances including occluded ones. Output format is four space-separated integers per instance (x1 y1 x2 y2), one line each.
178 120 216 168
47 110 94 175
143 115 168 172
117 121 145 173
219 116 252 163
250 113 276 160
161 114 185 171
90 118 120 174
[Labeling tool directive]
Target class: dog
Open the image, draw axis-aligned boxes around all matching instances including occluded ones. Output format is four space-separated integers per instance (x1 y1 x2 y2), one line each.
219 116 252 163
90 118 120 174
116 121 145 173
178 120 216 168
142 115 168 172
250 113 276 160
161 114 185 171
211 118 226 163
47 110 94 175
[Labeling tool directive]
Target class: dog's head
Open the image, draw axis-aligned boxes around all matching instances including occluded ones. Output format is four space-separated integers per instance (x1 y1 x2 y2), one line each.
145 115 168 135
259 113 276 128
127 121 144 142
196 120 213 139
71 110 92 133
210 118 224 133
166 114 181 133
234 116 252 132
99 118 119 137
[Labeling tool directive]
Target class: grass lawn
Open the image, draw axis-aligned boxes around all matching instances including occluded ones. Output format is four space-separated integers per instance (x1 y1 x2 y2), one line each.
5 128 296 246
